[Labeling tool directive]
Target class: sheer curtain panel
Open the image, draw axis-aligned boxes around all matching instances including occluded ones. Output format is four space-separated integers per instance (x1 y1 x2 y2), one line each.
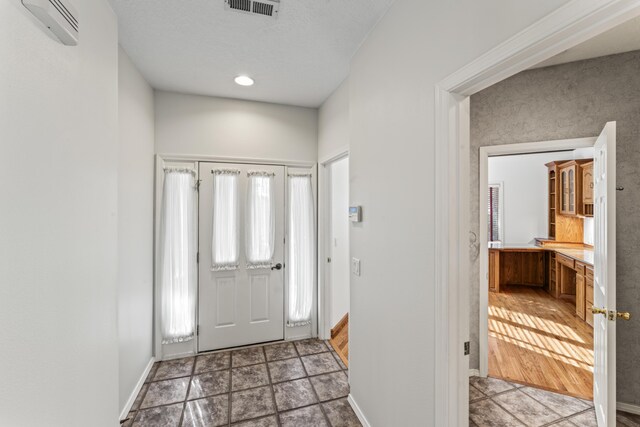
287 174 315 326
160 169 197 344
212 170 240 270
246 172 276 269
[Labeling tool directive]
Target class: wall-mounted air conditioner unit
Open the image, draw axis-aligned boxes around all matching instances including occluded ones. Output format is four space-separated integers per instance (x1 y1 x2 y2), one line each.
22 0 78 46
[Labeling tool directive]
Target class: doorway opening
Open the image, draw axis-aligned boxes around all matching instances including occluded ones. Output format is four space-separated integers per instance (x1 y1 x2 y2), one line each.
482 145 597 400
322 154 350 367
154 156 318 361
471 129 619 426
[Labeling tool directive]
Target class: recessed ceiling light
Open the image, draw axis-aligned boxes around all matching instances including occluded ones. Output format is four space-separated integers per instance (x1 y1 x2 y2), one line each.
234 75 254 86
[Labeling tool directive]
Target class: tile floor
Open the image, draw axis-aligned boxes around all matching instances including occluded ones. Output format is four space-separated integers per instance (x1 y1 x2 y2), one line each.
121 339 360 427
469 376 640 427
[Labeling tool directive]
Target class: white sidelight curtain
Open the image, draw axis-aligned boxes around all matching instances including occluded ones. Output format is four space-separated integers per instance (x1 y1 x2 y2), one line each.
245 172 275 269
211 170 240 271
160 169 197 344
287 174 315 326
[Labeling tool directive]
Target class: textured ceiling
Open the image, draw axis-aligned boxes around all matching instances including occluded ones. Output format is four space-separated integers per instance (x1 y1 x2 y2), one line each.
533 15 640 69
110 0 396 107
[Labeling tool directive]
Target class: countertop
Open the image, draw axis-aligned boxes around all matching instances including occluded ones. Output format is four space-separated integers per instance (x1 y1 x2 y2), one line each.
554 248 594 266
489 242 541 250
489 242 594 266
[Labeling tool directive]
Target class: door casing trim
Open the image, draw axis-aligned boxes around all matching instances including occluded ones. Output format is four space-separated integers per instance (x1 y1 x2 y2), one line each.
318 150 350 340
433 1 640 425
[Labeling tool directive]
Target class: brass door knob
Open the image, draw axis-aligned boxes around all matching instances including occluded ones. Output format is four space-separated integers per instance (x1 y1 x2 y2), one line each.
616 311 632 321
592 307 607 315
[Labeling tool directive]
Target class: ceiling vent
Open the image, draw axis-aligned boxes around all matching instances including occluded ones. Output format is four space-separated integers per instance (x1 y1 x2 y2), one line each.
22 0 78 46
225 0 280 18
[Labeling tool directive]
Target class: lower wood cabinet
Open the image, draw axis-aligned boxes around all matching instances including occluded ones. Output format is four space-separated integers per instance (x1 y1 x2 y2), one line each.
576 269 585 320
488 249 545 293
586 266 594 326
489 250 499 292
490 247 593 328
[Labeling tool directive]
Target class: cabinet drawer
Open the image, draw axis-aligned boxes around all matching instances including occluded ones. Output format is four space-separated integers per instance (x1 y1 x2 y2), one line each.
586 266 594 281
557 253 575 269
575 261 588 275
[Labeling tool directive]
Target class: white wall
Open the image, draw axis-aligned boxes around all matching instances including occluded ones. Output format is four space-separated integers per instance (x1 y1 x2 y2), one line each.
336 0 571 425
329 157 350 328
154 91 318 359
118 47 155 415
319 79 350 161
488 151 575 244
155 91 318 162
487 148 595 245
0 1 119 425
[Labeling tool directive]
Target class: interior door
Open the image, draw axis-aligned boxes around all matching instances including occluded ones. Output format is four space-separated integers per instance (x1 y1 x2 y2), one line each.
592 122 616 427
198 162 285 351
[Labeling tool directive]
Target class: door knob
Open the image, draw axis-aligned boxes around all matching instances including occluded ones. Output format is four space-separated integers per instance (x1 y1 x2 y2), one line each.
592 307 607 316
271 263 283 271
616 311 632 321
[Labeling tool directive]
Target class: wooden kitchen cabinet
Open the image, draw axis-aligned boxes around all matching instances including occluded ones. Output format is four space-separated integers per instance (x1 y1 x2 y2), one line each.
547 252 557 297
575 261 587 321
546 162 561 239
560 163 574 215
547 161 585 242
488 248 545 293
582 161 594 217
559 160 592 217
586 266 594 326
489 249 499 292
557 253 577 298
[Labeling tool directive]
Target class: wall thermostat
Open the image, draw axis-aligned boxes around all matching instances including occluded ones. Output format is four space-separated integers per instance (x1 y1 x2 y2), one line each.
349 206 362 223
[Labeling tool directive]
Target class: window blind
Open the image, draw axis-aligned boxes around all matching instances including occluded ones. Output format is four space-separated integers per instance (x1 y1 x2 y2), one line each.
488 185 501 242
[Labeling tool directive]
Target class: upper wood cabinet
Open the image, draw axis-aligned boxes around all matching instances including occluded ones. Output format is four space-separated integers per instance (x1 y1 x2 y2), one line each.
545 161 563 239
582 161 594 217
558 160 591 217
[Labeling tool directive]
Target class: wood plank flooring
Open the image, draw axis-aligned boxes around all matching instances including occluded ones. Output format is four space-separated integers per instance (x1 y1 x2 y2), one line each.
330 314 349 368
488 286 593 399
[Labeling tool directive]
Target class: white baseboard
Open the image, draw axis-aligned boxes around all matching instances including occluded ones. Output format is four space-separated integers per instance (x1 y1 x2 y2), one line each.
119 357 156 421
162 351 195 361
348 394 371 427
469 369 480 377
618 402 640 415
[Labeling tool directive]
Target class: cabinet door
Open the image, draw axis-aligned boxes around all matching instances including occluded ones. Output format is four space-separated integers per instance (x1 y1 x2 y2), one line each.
568 166 576 214
561 170 569 213
583 164 594 203
489 250 499 292
586 275 594 327
576 272 585 320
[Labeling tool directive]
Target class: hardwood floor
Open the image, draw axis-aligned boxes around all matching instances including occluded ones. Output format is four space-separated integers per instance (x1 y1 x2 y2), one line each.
330 314 349 367
488 286 593 399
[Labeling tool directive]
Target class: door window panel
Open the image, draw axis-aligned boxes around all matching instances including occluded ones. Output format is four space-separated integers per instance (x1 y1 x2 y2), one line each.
160 169 197 344
245 172 276 269
211 169 240 271
287 174 315 326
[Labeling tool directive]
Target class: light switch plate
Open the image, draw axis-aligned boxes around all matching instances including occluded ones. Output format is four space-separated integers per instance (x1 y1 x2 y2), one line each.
351 258 361 276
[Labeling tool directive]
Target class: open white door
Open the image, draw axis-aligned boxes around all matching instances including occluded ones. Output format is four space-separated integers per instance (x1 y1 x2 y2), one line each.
592 122 616 427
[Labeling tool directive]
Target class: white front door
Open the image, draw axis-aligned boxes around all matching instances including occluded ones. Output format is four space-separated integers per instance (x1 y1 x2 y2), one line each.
198 162 285 351
593 122 616 427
